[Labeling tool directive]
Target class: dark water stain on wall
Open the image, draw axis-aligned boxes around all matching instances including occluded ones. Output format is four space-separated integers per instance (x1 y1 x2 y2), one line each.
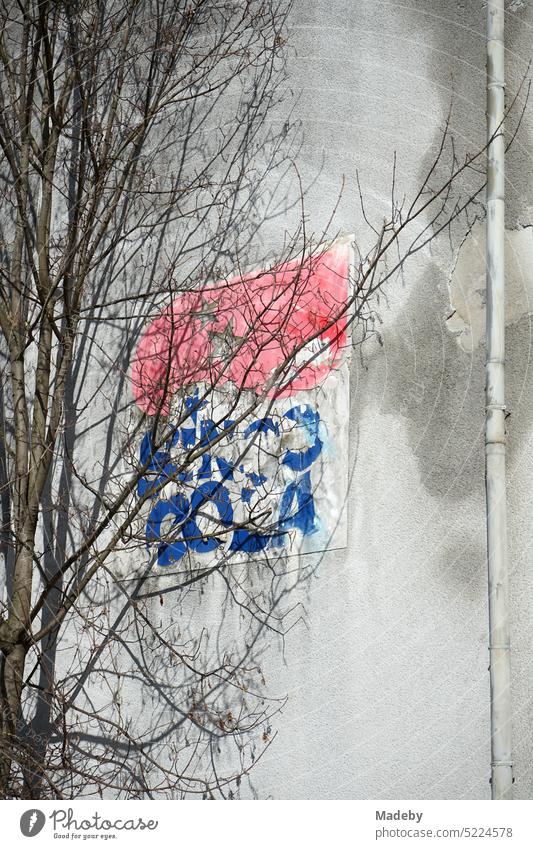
354 0 533 503
403 0 532 226
353 262 485 501
353 257 533 498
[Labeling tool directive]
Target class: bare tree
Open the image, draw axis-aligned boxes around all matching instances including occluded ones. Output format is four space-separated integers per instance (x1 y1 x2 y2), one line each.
0 0 524 800
0 0 307 799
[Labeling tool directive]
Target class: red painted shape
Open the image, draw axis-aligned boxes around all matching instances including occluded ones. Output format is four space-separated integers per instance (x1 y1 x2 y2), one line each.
131 241 350 415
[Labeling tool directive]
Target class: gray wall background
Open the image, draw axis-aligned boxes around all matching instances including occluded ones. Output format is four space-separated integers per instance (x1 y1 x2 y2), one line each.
68 0 533 801
230 0 533 799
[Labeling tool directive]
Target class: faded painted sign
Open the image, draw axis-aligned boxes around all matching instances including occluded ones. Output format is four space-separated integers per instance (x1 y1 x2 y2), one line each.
131 240 351 568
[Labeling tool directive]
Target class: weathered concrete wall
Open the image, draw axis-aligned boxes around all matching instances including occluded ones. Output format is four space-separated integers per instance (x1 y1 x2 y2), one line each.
64 0 533 800
237 0 533 799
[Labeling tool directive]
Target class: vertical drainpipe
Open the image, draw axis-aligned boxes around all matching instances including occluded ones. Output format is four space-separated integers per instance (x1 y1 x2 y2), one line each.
486 0 512 801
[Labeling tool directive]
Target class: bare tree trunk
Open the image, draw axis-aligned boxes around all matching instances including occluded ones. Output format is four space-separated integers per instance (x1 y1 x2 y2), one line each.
0 643 26 794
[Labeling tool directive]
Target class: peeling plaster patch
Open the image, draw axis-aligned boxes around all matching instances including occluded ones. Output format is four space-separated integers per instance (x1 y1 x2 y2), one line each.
509 0 526 12
446 220 533 351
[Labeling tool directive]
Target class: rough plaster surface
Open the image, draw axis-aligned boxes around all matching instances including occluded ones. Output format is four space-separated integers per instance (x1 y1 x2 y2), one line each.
74 0 533 799
232 0 533 799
